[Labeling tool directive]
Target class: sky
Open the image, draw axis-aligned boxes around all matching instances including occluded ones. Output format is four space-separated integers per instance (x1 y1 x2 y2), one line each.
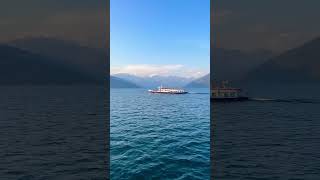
0 0 107 48
110 0 210 78
213 0 320 53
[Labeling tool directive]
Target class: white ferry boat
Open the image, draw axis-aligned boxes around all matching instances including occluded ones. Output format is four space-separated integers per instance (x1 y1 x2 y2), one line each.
148 85 188 94
211 81 248 101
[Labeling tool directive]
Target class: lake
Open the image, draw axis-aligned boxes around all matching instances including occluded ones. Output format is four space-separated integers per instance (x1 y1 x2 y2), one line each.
2 84 317 179
0 85 108 179
111 88 210 179
212 83 320 179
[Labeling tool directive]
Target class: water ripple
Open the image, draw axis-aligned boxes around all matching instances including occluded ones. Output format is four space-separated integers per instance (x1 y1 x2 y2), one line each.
111 88 210 179
213 85 320 179
0 86 107 179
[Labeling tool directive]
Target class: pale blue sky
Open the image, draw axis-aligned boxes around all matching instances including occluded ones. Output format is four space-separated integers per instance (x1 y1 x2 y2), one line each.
110 0 210 77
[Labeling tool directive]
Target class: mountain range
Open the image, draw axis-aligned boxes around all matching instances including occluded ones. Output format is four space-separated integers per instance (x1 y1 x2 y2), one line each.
212 48 273 81
110 73 211 88
110 76 140 88
185 74 210 88
0 44 100 84
0 37 107 85
112 73 195 88
112 36 320 88
246 37 320 83
11 37 107 79
2 36 319 86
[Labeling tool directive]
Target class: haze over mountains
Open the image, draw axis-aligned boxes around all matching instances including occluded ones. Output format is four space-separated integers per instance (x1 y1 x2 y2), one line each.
185 74 210 88
112 73 194 88
110 76 140 88
11 37 107 79
246 37 320 83
0 44 99 84
211 37 320 84
112 37 320 88
2 36 319 86
212 48 273 81
0 37 107 85
110 73 211 88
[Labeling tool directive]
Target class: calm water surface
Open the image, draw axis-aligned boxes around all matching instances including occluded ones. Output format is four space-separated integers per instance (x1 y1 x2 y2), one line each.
111 88 210 179
213 83 320 179
0 85 108 179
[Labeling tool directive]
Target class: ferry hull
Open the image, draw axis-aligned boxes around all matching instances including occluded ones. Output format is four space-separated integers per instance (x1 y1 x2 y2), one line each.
211 96 249 102
149 91 188 94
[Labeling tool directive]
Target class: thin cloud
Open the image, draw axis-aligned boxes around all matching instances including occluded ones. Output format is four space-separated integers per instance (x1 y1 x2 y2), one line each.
111 64 209 78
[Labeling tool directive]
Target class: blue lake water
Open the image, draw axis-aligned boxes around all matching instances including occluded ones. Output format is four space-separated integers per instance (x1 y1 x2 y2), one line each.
213 83 320 179
3 84 318 179
111 88 210 179
0 86 107 179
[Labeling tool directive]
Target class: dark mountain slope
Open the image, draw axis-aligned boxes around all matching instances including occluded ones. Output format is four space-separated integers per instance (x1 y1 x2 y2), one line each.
110 76 140 88
246 37 320 82
213 48 272 81
11 37 107 80
0 45 100 84
185 74 210 88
